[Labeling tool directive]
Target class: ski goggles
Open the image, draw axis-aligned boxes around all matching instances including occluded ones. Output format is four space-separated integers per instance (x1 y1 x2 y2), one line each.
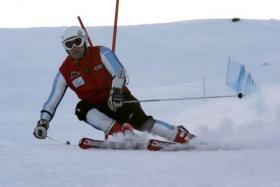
63 36 84 50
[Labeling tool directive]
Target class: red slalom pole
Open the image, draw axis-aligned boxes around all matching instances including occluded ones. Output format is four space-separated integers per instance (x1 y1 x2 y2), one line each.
112 0 120 53
77 16 94 48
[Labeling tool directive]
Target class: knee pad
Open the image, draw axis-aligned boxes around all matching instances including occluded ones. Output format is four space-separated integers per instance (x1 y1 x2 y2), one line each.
75 101 94 121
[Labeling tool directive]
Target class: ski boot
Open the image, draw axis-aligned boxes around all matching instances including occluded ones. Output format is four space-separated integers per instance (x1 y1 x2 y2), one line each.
174 125 196 144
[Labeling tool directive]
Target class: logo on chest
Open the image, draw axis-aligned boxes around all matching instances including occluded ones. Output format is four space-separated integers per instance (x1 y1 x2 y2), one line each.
72 76 85 88
70 71 81 79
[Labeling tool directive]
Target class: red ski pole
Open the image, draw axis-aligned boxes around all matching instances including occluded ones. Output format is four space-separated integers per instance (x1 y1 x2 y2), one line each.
112 0 120 53
77 16 94 48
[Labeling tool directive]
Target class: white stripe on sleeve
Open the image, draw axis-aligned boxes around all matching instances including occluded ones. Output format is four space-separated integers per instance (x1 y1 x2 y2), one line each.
40 72 68 122
100 46 126 88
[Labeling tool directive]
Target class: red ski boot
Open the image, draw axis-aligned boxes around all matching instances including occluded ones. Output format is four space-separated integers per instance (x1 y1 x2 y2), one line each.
174 125 196 144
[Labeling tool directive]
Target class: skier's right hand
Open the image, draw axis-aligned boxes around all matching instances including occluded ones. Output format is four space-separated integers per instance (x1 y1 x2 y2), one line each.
108 87 124 112
33 119 49 139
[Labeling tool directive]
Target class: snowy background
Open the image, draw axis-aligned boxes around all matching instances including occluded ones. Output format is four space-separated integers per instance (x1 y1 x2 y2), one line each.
1 19 280 186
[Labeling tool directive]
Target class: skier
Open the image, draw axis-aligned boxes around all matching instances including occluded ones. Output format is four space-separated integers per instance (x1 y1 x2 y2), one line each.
33 26 194 147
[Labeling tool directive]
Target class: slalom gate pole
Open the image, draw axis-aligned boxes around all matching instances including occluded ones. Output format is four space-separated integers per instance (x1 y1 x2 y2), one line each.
77 16 94 48
47 136 70 145
124 93 243 104
112 0 120 53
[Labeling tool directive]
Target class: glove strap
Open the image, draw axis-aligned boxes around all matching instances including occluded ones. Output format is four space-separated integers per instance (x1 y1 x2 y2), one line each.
37 119 49 129
111 87 122 95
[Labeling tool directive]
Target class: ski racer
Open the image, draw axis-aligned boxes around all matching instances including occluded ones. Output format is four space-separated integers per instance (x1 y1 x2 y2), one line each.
33 26 194 145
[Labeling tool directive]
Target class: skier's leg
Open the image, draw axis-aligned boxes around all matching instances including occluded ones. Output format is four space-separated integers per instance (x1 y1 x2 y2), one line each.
149 120 193 143
116 92 154 130
75 100 127 136
120 93 193 143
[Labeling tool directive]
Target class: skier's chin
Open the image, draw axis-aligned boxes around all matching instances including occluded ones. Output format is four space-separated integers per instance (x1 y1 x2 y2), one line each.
70 53 84 60
68 50 85 60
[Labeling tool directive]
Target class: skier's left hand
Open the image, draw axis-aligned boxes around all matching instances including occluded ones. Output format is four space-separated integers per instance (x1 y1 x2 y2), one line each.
108 88 124 112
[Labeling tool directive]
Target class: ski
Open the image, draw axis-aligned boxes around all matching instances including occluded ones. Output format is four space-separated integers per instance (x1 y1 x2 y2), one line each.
148 134 196 151
79 137 146 150
147 139 176 151
79 137 190 151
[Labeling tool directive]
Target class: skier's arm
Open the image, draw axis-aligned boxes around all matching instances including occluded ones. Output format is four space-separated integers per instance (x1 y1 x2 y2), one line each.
34 72 68 139
40 72 68 122
100 46 126 89
100 46 127 111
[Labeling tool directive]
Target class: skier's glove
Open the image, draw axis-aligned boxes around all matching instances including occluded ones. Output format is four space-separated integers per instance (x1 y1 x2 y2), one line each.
33 119 49 139
108 88 124 112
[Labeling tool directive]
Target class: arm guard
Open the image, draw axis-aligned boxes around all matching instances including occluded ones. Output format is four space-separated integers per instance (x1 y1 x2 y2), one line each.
100 46 127 89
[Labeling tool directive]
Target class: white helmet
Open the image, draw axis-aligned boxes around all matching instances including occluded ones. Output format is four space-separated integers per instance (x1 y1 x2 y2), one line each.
61 26 88 49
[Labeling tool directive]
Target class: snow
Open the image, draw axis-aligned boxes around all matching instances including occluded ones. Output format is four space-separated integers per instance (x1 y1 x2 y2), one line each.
1 19 280 186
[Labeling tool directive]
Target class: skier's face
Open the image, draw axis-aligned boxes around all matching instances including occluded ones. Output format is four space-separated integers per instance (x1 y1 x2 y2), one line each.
67 44 86 60
63 36 86 60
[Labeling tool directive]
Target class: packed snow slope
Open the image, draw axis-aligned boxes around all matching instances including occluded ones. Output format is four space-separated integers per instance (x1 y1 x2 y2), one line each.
1 19 280 187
